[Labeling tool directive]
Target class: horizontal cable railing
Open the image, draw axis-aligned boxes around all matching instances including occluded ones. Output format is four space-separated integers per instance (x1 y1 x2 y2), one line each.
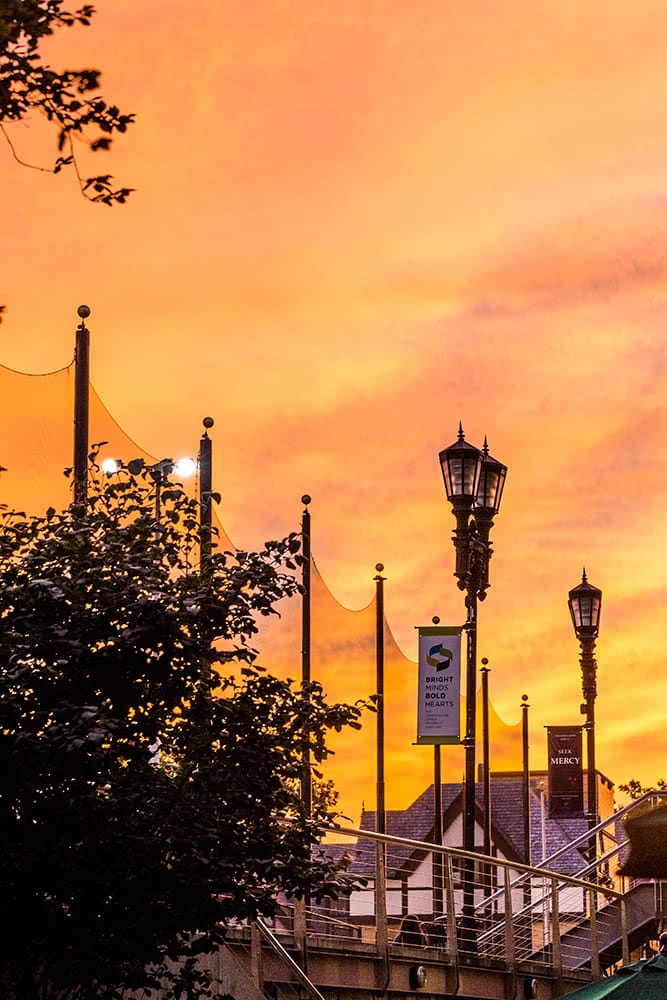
538 790 667 879
469 788 667 950
223 804 667 995
323 823 630 974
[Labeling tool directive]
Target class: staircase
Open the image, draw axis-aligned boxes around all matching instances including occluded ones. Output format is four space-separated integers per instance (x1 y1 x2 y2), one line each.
220 794 667 1000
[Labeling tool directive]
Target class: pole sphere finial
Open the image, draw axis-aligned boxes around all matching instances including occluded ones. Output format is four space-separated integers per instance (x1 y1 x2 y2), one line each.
521 693 529 703
77 304 91 319
301 494 311 506
203 416 214 429
432 615 440 624
481 657 489 665
375 562 384 573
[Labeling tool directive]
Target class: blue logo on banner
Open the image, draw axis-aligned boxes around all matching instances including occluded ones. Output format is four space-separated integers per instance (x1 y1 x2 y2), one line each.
426 644 453 671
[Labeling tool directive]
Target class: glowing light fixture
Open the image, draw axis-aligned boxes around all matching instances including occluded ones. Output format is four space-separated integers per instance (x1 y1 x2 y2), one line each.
173 457 196 478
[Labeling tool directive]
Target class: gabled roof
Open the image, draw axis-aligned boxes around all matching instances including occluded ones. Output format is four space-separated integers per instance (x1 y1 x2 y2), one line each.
349 776 589 876
535 811 591 872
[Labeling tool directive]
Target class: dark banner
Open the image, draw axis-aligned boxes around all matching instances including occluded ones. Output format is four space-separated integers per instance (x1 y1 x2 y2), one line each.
547 726 584 818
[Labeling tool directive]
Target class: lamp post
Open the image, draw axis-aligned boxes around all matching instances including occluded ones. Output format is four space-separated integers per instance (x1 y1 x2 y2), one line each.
199 418 215 572
521 694 531 866
537 781 549 950
438 423 507 938
480 657 493 904
101 456 196 523
568 569 602 856
73 305 91 508
480 657 492 862
151 458 197 520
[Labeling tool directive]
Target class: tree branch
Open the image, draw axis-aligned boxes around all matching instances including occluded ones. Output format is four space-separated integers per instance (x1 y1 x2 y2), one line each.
0 123 53 173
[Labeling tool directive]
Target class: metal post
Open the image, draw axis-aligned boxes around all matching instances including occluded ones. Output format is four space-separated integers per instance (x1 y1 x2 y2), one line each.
481 658 493 908
73 305 91 507
301 496 311 687
445 854 460 995
579 635 598 862
440 427 506 954
375 564 385 838
429 614 444 919
460 586 478 951
521 695 532 923
300 495 312 966
550 876 563 988
481 658 492 860
463 591 478 859
620 897 629 965
433 745 443 917
569 570 601 865
152 460 172 529
250 923 263 989
521 695 531 865
293 899 308 972
301 495 312 820
503 866 517 987
589 886 600 978
540 785 549 950
374 563 389 960
375 838 389 960
199 417 214 572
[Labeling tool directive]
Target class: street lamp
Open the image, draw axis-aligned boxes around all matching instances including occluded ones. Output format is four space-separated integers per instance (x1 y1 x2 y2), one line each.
439 423 506 936
568 569 602 851
101 456 196 521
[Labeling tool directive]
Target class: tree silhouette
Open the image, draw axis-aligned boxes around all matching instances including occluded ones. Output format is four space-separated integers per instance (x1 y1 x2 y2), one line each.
0 456 365 998
1 1 133 205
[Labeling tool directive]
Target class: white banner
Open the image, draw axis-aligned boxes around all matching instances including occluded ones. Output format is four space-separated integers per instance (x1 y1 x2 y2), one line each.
416 626 462 745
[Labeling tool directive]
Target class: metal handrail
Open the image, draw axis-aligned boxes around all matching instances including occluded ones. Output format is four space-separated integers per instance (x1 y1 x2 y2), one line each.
272 823 643 982
255 917 328 1000
539 790 667 871
328 823 625 898
473 789 667 913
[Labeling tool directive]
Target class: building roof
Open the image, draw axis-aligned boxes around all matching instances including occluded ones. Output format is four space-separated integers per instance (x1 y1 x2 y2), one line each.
349 774 589 877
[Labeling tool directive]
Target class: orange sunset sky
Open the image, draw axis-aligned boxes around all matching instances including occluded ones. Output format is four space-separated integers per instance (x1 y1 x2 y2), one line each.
2 1 667 822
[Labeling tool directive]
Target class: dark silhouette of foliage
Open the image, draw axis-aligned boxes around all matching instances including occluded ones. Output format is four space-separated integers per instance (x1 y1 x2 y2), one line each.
0 455 365 998
619 778 667 800
0 0 133 205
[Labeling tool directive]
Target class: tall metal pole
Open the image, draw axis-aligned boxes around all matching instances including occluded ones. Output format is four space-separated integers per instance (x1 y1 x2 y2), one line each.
374 563 389 958
73 304 91 507
199 417 214 572
374 564 386 838
481 657 492 860
568 570 601 865
540 783 549 948
521 694 531 865
586 697 597 835
433 744 443 917
439 426 506 953
298 494 312 971
462 523 486 868
463 592 478 856
301 495 312 820
431 615 444 919
461 585 478 948
151 459 172 529
521 693 532 917
579 635 598 860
